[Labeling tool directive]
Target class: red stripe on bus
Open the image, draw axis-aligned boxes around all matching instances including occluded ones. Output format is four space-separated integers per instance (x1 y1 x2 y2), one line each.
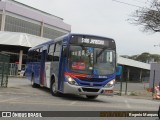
64 72 87 78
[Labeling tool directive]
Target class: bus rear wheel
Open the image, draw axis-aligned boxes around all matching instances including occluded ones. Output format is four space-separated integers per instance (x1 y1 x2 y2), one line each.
86 95 98 99
50 80 58 96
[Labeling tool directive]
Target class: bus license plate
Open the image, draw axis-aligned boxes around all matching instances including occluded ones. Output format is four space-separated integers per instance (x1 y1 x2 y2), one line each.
105 90 113 94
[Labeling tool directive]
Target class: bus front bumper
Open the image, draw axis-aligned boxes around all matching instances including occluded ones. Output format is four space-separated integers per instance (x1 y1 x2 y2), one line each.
63 82 114 96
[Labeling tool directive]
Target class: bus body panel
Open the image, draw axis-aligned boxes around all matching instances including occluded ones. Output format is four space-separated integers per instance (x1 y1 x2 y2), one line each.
34 62 41 85
44 62 51 88
51 61 59 88
40 50 47 85
26 62 41 85
42 61 60 89
63 81 114 96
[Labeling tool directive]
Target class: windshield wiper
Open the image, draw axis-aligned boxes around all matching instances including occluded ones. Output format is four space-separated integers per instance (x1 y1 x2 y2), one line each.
96 48 105 58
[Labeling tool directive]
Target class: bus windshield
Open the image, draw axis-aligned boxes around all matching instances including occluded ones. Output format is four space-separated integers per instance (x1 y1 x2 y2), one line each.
68 45 115 75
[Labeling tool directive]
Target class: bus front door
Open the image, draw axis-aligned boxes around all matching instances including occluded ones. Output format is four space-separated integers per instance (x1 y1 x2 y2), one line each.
58 46 66 92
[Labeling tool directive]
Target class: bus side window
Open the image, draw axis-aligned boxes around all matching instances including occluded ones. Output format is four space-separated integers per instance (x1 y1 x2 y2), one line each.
38 48 43 61
32 50 37 62
35 49 40 62
53 42 61 61
27 51 32 62
47 44 54 61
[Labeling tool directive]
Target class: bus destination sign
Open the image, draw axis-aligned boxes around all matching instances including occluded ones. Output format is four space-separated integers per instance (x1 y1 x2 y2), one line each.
70 35 114 47
81 38 104 45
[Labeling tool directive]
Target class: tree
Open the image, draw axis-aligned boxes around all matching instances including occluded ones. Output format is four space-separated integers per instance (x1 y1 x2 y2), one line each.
150 54 160 61
129 0 160 33
124 52 160 63
135 52 151 62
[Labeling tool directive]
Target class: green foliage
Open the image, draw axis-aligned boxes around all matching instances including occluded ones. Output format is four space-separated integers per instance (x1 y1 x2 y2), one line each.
122 52 160 63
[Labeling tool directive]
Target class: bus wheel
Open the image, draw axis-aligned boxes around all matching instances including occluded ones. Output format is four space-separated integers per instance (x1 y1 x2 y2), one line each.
31 75 37 88
50 80 58 96
86 95 98 99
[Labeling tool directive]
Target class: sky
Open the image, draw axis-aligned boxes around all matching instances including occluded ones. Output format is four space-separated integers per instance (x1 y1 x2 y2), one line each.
15 0 160 56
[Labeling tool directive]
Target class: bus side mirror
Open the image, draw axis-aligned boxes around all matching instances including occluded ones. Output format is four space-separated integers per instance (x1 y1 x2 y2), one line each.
116 66 122 76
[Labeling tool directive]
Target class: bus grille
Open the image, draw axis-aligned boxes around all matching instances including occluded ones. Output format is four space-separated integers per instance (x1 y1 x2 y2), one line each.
80 83 102 87
80 78 106 82
82 88 99 92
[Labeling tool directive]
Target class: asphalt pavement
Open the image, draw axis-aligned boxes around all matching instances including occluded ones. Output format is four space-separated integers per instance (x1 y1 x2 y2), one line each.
0 77 159 120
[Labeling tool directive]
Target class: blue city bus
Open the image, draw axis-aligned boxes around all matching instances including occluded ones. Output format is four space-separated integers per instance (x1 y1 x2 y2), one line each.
25 33 116 99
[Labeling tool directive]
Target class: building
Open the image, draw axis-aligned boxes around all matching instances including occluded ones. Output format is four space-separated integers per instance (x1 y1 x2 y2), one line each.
0 0 71 38
118 56 150 82
0 0 71 73
149 63 160 89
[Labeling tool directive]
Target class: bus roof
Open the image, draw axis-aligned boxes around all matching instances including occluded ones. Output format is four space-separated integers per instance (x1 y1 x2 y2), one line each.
29 34 69 51
29 33 114 51
68 33 114 40
29 39 54 51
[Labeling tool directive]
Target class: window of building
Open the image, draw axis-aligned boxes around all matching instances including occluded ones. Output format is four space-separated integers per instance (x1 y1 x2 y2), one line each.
43 26 65 39
5 16 41 36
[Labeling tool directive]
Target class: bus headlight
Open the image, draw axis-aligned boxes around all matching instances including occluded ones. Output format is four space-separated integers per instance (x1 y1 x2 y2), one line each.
105 79 115 88
65 75 78 85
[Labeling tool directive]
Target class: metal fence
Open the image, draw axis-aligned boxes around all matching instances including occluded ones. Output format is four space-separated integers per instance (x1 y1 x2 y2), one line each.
0 54 10 87
9 63 18 76
9 63 26 76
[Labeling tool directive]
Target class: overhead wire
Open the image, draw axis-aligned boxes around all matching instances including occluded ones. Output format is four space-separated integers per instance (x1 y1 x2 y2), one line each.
112 0 145 8
129 0 150 4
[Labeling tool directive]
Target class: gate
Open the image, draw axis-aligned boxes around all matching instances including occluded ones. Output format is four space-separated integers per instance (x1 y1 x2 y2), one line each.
9 63 18 76
0 53 10 87
9 63 26 76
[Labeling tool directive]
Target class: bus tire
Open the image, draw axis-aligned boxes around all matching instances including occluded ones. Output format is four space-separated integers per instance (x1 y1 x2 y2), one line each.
86 95 98 99
31 75 37 88
50 80 58 96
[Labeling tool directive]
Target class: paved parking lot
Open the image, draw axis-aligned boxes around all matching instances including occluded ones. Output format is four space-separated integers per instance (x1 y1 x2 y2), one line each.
1 77 152 100
0 77 159 120
114 81 152 98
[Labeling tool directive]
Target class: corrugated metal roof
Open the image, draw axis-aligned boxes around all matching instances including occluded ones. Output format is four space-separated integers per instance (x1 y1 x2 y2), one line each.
118 56 150 70
0 31 51 47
